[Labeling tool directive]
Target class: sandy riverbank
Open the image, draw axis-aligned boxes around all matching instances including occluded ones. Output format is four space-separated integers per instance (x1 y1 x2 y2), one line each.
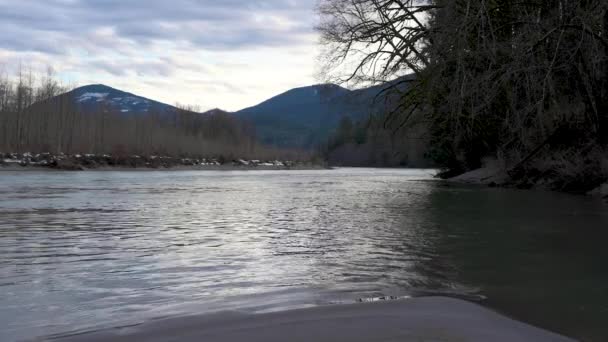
46 297 572 342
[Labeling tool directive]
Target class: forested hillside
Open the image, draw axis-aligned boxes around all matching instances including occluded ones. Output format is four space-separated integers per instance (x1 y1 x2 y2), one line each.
235 76 417 150
235 84 352 148
321 75 431 167
322 115 430 167
318 0 608 192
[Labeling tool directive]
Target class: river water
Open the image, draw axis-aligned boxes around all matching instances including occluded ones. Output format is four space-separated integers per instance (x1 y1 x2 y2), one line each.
0 168 607 341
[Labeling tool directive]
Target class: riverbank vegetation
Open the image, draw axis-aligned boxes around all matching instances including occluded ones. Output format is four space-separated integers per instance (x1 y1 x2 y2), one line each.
318 0 608 193
0 67 311 164
322 115 430 167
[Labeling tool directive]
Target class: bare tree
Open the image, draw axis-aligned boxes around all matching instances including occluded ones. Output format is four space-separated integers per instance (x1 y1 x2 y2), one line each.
0 64 310 162
318 0 608 189
317 0 433 84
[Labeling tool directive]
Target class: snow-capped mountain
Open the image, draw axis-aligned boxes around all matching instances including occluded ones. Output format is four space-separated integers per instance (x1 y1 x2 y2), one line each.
53 79 410 150
69 84 176 114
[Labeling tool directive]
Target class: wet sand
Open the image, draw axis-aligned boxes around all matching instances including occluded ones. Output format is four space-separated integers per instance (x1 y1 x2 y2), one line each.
48 297 573 342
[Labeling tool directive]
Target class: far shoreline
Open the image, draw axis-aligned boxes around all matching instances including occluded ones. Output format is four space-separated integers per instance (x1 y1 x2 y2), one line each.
0 164 330 172
1 152 328 172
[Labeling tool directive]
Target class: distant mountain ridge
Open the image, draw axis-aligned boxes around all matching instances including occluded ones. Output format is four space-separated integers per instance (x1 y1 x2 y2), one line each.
235 78 412 148
60 78 412 150
234 84 352 148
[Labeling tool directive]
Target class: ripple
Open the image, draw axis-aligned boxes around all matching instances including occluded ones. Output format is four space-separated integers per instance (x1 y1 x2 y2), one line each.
1 169 606 341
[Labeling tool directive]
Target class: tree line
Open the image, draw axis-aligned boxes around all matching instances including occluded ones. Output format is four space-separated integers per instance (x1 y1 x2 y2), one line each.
0 66 309 161
322 115 430 167
318 0 608 191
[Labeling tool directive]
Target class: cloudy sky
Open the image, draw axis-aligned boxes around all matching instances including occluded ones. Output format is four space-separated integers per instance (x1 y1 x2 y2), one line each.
0 0 320 111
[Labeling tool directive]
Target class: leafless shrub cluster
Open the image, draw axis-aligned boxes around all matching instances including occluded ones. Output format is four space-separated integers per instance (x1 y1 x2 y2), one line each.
0 67 310 161
318 0 608 189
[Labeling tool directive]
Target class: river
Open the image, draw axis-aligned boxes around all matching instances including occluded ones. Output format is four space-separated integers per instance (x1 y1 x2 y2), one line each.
1 168 606 341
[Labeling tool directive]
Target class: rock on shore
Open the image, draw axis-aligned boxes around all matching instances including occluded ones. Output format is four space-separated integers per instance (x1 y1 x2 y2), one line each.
0 152 314 171
448 165 508 186
447 158 608 198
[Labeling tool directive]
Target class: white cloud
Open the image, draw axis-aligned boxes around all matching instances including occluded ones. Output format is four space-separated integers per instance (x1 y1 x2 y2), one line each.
0 0 320 111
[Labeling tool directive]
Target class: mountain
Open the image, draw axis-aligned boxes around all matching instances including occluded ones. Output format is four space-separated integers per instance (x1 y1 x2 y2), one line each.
68 84 177 114
60 79 412 150
235 84 355 148
235 78 412 149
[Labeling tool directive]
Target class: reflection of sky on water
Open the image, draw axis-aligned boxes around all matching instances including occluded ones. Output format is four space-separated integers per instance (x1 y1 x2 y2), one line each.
1 169 606 341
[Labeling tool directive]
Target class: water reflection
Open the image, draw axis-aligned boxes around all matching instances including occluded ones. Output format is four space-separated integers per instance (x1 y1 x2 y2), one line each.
423 183 608 341
0 169 606 341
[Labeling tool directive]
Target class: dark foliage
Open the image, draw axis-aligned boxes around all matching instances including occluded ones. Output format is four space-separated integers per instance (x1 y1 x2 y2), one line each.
318 0 608 190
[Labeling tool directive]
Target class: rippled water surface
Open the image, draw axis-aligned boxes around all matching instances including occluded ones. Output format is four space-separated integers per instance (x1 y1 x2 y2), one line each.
1 169 607 341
